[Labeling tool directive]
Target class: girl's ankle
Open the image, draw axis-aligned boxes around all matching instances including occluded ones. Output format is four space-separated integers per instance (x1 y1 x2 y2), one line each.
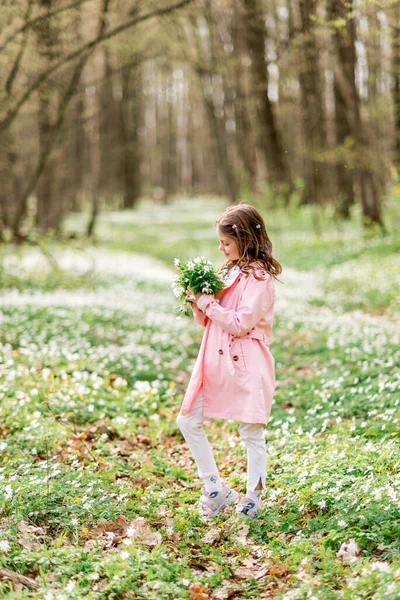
246 489 262 503
203 475 224 493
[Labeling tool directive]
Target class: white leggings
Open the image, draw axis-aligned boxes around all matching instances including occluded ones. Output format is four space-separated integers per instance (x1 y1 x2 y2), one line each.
176 387 267 492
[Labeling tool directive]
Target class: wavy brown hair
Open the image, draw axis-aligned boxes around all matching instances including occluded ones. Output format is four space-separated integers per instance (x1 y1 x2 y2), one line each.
216 203 282 280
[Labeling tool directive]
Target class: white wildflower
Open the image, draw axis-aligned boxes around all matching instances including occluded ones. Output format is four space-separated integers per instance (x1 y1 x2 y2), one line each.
336 539 360 563
122 538 133 546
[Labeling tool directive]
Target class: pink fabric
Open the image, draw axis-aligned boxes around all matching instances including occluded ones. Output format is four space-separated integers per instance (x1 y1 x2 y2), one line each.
179 265 276 424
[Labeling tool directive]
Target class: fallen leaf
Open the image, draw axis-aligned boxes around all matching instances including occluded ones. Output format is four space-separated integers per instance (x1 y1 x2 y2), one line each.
201 526 221 544
126 517 162 546
234 556 269 581
16 520 47 551
0 568 39 590
268 563 289 577
17 521 46 536
212 581 240 599
234 565 268 580
85 515 161 549
232 523 249 546
205 561 223 573
189 582 211 600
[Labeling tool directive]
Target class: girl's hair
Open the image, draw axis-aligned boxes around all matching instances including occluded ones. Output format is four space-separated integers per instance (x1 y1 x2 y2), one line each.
216 203 282 280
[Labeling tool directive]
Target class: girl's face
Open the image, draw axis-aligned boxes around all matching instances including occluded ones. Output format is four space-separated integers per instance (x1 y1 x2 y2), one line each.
217 226 240 261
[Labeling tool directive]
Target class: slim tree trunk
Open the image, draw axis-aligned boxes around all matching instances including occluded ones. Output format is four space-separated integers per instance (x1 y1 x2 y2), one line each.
232 4 257 192
34 0 57 234
242 0 290 189
329 0 384 230
329 0 355 218
393 6 400 168
202 88 238 203
298 0 327 205
120 66 142 208
334 80 355 218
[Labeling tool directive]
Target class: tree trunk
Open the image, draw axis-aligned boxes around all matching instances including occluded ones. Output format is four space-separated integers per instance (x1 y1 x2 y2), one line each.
202 89 238 203
329 0 384 230
242 0 290 189
393 6 400 168
330 2 355 218
232 4 257 193
120 66 142 209
334 80 355 218
298 0 327 205
34 0 57 234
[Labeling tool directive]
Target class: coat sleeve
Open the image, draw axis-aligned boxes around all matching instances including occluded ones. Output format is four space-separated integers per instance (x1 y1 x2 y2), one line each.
196 275 274 336
191 303 208 328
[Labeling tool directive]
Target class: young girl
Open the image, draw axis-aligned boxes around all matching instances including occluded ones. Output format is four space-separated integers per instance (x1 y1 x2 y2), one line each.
176 203 282 518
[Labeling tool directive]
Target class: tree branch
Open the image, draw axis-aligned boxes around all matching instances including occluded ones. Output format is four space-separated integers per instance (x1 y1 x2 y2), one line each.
13 0 111 233
5 0 34 95
0 0 92 54
0 0 194 133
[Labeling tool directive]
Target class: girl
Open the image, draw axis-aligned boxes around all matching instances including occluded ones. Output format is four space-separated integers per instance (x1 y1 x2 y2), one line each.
176 203 282 519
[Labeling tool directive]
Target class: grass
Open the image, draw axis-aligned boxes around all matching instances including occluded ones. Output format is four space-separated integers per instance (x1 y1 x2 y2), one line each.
0 195 399 598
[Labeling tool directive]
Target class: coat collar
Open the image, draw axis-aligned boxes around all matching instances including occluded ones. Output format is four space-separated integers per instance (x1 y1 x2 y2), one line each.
217 267 243 298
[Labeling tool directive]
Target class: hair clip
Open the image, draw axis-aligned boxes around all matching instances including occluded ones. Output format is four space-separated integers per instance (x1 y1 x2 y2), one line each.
256 224 261 229
232 224 237 230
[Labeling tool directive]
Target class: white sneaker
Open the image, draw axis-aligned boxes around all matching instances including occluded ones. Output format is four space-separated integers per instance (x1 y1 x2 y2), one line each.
235 496 262 519
199 484 239 517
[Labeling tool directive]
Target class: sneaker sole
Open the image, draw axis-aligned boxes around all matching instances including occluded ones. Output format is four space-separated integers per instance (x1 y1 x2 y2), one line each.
202 489 239 518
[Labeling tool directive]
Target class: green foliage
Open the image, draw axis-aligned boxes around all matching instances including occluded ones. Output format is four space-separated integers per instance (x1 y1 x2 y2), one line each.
172 256 225 316
0 196 399 598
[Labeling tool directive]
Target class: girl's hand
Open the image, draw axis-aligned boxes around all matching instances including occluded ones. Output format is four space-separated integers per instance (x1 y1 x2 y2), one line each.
186 287 203 303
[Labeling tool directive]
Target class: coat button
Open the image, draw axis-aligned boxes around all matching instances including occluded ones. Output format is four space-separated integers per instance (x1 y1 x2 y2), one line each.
233 355 239 361
218 349 223 354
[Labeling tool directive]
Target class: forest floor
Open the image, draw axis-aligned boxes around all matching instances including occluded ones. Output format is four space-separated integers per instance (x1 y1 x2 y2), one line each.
0 197 399 599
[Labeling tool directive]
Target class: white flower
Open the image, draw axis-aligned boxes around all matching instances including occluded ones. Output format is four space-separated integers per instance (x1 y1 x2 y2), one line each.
338 520 347 527
0 540 10 552
65 580 75 593
123 538 133 545
173 258 180 266
336 539 360 563
317 500 326 509
120 551 130 560
172 286 184 298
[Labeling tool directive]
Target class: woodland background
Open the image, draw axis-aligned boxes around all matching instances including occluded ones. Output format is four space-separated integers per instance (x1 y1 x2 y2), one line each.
1 0 400 237
1 2 400 598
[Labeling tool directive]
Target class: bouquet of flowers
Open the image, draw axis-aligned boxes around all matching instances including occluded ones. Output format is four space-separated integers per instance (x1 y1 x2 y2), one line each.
172 256 225 316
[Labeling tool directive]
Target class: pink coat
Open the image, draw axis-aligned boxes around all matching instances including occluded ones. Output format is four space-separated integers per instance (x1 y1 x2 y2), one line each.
179 265 276 424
